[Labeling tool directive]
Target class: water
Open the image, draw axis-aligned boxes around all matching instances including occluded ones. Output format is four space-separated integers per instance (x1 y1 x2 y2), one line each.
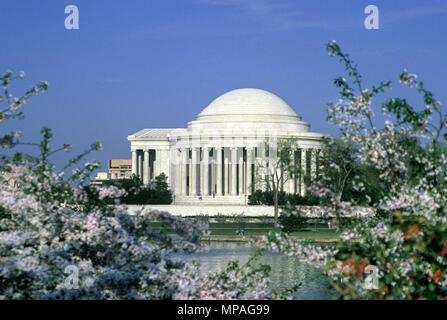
174 241 334 299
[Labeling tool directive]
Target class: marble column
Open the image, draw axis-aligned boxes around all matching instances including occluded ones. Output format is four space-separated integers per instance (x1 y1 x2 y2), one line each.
215 151 218 194
191 148 199 196
210 149 215 195
143 150 150 184
155 151 158 177
203 147 209 196
246 147 253 195
181 148 188 195
231 147 237 195
149 150 154 180
156 150 163 177
289 149 295 194
187 150 192 195
131 151 137 176
199 149 204 195
137 151 143 181
152 150 156 178
238 148 244 195
216 147 223 195
301 148 307 196
224 149 229 195
136 151 139 179
175 149 182 195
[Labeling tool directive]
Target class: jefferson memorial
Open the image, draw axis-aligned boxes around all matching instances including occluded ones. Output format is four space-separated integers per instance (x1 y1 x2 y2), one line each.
128 88 326 205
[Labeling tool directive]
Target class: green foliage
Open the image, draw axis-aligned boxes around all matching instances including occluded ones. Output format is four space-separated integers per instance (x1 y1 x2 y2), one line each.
319 137 384 206
1 125 104 216
248 189 320 206
101 173 173 204
323 41 447 299
152 173 172 204
1 71 49 148
278 211 307 233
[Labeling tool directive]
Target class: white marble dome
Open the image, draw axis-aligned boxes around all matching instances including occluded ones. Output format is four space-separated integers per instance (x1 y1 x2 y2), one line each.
196 88 301 122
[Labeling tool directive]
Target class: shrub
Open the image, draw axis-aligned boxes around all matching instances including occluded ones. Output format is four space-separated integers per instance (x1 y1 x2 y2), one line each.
278 210 307 233
100 173 173 205
248 189 320 206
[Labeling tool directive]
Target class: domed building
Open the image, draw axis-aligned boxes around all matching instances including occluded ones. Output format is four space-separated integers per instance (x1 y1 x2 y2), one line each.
128 88 326 205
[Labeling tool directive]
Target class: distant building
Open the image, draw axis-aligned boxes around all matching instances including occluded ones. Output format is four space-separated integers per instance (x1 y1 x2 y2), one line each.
108 159 132 179
91 159 132 184
91 172 110 185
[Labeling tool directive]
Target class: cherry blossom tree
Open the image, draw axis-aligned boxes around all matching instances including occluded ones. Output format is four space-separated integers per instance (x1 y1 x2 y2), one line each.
0 71 277 300
259 42 447 299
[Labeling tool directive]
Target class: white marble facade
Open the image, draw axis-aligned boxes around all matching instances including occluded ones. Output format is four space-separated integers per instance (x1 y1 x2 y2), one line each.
128 88 326 205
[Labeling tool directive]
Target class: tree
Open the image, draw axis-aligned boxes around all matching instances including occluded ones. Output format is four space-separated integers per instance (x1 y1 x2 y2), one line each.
101 173 172 205
254 138 301 228
0 70 278 300
152 173 173 204
260 41 447 299
315 137 384 225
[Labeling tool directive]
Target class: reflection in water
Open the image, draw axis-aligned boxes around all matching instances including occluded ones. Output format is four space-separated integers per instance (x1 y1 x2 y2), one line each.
173 242 334 300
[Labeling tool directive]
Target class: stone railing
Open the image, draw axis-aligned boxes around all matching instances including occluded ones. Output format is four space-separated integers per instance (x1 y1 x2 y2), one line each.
125 204 375 217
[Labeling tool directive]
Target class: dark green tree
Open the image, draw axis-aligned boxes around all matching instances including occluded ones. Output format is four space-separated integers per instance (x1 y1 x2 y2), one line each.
318 137 384 207
100 173 172 205
150 173 173 204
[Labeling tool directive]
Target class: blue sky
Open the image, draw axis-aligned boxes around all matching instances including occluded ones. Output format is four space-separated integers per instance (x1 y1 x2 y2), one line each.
1 0 446 173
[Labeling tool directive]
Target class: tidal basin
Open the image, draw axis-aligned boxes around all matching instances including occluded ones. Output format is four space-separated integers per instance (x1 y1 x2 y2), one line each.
173 241 335 300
